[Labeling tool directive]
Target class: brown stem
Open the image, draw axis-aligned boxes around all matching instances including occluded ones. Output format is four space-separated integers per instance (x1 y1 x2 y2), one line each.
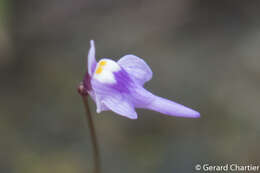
81 95 101 173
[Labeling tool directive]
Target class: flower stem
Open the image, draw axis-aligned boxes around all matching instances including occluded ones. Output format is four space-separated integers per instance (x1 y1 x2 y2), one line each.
81 95 101 173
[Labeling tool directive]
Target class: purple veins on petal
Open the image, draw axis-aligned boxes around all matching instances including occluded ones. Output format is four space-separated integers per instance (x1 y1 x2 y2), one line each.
102 94 138 119
111 69 133 93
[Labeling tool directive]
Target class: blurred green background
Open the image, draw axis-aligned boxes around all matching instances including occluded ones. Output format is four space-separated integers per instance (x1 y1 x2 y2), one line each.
1 0 260 172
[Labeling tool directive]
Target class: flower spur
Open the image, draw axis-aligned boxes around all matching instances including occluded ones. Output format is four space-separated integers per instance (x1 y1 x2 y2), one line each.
82 40 200 119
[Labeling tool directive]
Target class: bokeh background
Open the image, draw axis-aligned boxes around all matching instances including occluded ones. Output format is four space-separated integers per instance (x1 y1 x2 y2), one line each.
1 0 260 172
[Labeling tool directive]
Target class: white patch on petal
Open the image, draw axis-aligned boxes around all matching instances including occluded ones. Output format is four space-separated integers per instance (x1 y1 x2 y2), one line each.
93 59 120 84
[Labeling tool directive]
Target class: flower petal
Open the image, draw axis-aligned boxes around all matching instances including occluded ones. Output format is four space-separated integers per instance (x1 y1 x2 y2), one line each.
87 90 109 113
117 54 152 85
102 94 138 119
91 77 137 119
88 40 97 76
133 87 200 118
148 95 200 118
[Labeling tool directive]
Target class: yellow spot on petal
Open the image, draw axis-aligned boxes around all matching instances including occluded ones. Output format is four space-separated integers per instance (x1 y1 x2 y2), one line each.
95 60 107 74
96 66 103 74
99 60 107 66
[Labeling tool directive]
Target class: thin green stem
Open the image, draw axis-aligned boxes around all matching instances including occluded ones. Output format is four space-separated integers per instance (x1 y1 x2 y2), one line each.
81 95 101 173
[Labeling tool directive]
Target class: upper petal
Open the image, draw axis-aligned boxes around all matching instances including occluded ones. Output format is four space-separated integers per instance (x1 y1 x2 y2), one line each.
88 40 97 76
117 54 153 85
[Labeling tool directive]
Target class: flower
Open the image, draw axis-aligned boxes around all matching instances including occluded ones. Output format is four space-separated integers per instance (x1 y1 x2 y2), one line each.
82 40 200 119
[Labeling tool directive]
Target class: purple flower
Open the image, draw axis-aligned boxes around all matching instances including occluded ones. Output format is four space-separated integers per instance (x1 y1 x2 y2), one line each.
83 40 200 119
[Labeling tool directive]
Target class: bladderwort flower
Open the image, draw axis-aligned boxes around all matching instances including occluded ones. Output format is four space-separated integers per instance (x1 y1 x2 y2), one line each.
82 40 200 119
